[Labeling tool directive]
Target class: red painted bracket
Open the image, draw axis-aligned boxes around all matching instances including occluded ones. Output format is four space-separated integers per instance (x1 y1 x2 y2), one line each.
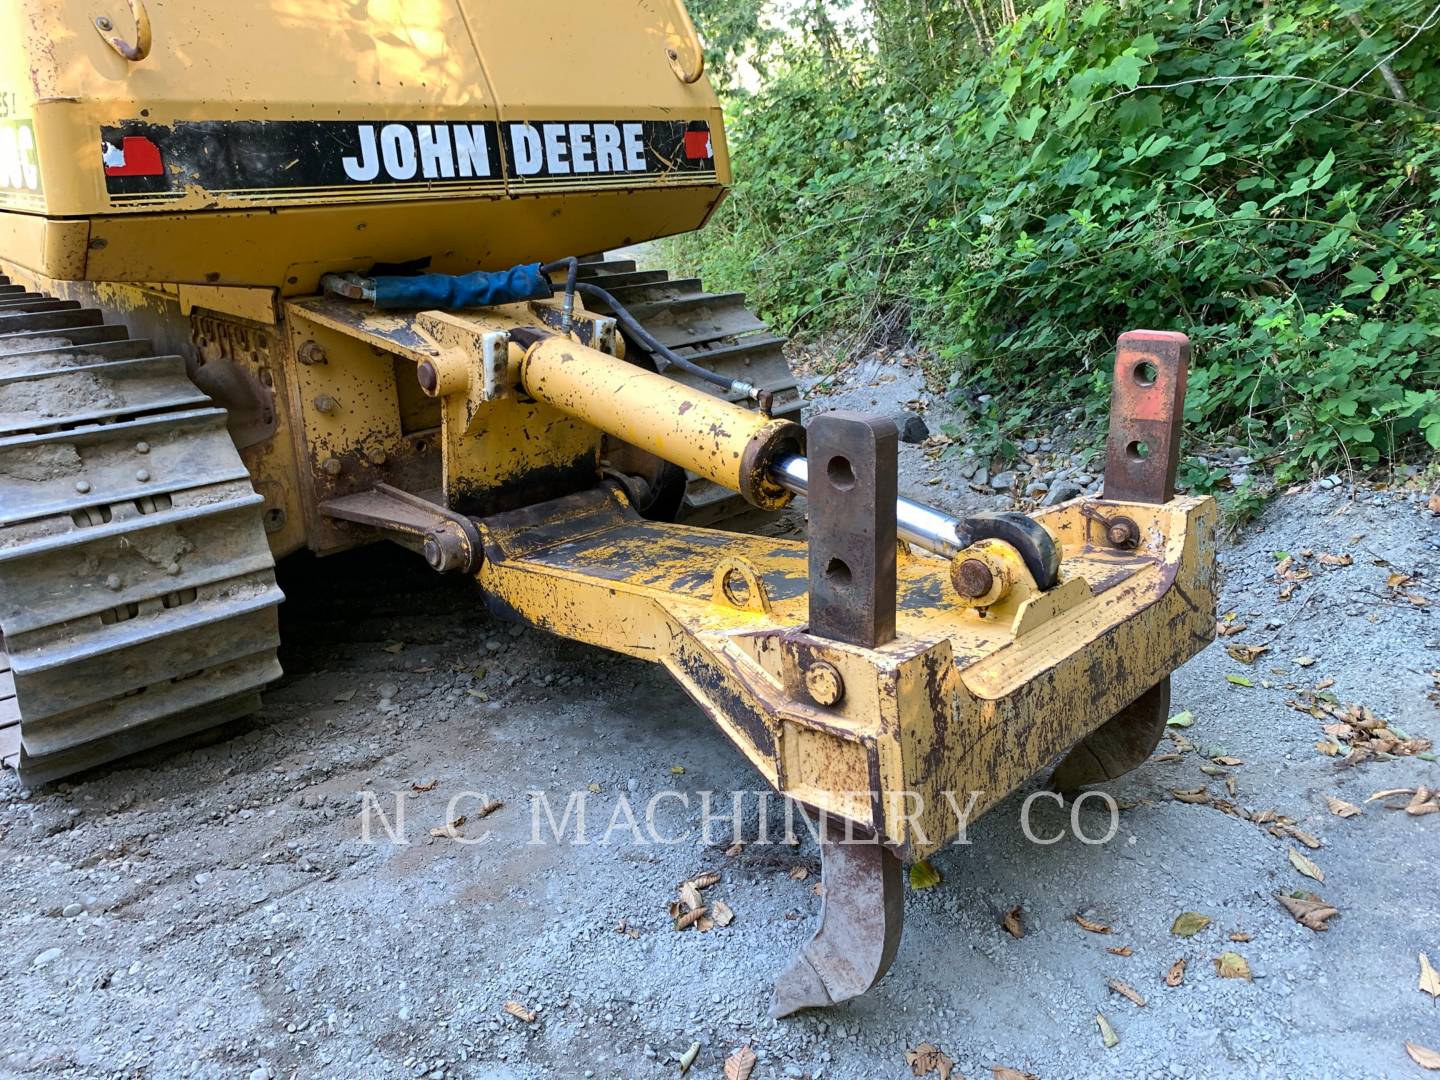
1102 330 1190 504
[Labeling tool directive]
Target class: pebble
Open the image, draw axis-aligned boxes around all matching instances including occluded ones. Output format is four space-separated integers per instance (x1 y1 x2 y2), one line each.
32 947 63 968
1042 481 1084 506
990 470 1017 491
249 1067 274 1080
378 683 399 701
1022 438 1039 453
62 903 83 918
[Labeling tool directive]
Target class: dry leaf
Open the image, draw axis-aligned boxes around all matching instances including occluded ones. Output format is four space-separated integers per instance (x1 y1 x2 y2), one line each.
689 872 722 890
679 1041 700 1075
1294 656 1316 667
1096 1012 1119 1049
1226 643 1269 664
1409 1042 1440 1070
1165 958 1186 986
1107 978 1146 1007
1318 553 1353 566
1420 953 1440 999
1171 912 1211 937
1212 755 1245 766
1408 593 1431 607
1407 787 1437 816
1288 848 1325 883
1108 945 1133 957
411 778 438 793
678 882 704 912
1274 891 1339 931
1002 905 1025 939
1387 572 1414 589
674 906 707 931
1171 787 1210 805
711 899 735 928
992 1067 1039 1080
1430 491 1440 513
909 859 942 890
429 815 466 838
503 1001 536 1023
1367 787 1417 803
381 641 405 653
1324 795 1361 818
904 1042 954 1080
724 1045 757 1080
1075 913 1112 934
787 865 810 882
1213 952 1252 981
724 842 745 857
1216 621 1247 637
1278 824 1322 849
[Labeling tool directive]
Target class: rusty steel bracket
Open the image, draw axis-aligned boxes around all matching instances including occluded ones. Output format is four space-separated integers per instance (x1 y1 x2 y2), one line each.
769 814 905 1018
1051 677 1172 792
320 484 481 573
1102 330 1190 504
806 412 898 648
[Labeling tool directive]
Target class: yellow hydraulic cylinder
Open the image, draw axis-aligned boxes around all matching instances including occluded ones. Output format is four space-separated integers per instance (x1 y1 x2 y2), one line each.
520 336 803 509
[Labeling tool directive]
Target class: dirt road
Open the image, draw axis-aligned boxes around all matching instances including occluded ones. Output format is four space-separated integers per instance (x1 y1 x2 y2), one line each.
2 361 1438 1080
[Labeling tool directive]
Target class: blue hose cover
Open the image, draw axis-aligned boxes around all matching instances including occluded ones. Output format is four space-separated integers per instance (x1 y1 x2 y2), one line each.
371 264 553 310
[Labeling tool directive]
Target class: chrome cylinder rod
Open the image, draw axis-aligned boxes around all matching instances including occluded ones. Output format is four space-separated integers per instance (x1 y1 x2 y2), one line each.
769 455 964 559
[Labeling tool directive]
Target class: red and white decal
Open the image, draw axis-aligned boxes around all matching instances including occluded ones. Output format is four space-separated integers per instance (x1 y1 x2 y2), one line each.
102 136 163 177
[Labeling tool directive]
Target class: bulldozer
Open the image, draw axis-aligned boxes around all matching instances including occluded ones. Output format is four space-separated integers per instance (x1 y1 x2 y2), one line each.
0 0 1216 1016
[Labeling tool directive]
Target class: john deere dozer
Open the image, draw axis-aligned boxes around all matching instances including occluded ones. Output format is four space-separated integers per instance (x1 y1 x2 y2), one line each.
0 0 1215 1014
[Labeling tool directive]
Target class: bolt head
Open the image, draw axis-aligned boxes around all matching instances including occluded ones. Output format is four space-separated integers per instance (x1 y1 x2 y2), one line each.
135 469 150 482
95 16 113 30
321 457 343 476
953 557 994 600
804 661 845 707
135 441 150 454
75 480 91 494
366 448 387 466
105 574 122 591
313 394 337 414
417 362 439 395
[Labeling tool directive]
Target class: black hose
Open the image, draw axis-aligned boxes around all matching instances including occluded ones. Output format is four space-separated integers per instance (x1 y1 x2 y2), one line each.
572 280 745 395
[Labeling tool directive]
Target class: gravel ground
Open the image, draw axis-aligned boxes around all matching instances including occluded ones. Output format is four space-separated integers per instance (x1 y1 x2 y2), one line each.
2 358 1438 1080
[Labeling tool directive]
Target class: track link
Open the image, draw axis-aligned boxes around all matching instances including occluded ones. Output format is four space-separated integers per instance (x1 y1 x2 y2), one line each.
575 255 801 526
0 275 283 785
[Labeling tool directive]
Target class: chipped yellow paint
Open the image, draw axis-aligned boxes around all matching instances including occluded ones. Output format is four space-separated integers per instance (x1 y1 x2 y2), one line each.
479 486 1217 859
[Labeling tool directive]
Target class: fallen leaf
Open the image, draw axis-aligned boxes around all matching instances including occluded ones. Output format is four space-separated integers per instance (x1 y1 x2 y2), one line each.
1213 952 1252 981
679 1041 700 1075
1367 787 1417 803
909 859 942 890
674 906 707 931
1226 643 1269 664
710 900 735 928
1387 572 1414 589
723 1045 757 1080
1216 621 1247 637
1171 912 1211 938
1409 1042 1440 1070
688 872 722 890
1212 755 1245 766
1108 945 1133 957
1288 848 1325 883
670 765 686 775
1294 656 1316 667
1430 492 1440 514
1324 795 1362 818
787 865 810 882
678 882 704 912
1171 787 1210 805
1002 905 1025 939
1274 891 1339 931
587 782 602 793
503 1001 536 1023
1107 978 1146 1007
1315 740 1343 756
411 778 438 793
1407 787 1438 816
992 1069 1039 1080
1318 553 1353 566
1229 932 1253 942
429 815 466 838
1279 824 1322 849
1165 958 1186 986
1408 593 1431 607
1420 953 1440 999
1075 913 1112 934
904 1042 955 1080
724 842 744 857
1166 710 1195 728
1096 1011 1119 1049
1225 674 1254 688
1314 677 1335 690
382 641 405 654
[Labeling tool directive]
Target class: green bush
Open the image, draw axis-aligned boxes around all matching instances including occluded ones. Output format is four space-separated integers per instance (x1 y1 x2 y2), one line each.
671 0 1440 484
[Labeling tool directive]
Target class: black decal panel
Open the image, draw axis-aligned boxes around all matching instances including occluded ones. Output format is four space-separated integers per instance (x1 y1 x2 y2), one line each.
100 118 716 205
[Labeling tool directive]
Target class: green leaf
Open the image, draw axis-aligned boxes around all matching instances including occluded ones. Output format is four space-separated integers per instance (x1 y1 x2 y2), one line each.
1226 675 1254 688
909 859 943 890
1107 53 1143 89
1171 912 1212 937
1166 710 1195 728
1015 105 1047 142
1114 95 1162 133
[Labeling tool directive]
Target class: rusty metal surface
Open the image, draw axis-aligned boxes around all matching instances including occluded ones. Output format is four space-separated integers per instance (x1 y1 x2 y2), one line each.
806 413 898 648
321 484 481 574
1050 677 1172 792
768 813 904 1017
1103 330 1189 504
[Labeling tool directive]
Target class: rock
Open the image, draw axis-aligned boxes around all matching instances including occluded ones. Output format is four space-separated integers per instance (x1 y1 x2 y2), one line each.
1024 481 1049 499
1042 481 1084 507
1022 438 1039 453
894 413 930 444
972 467 990 488
62 903 83 918
32 947 63 968
249 1067 275 1080
194 872 212 885
957 457 981 480
989 470 1017 491
377 683 399 701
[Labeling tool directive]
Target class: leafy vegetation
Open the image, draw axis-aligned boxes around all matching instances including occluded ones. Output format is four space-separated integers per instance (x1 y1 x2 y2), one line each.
671 0 1440 489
